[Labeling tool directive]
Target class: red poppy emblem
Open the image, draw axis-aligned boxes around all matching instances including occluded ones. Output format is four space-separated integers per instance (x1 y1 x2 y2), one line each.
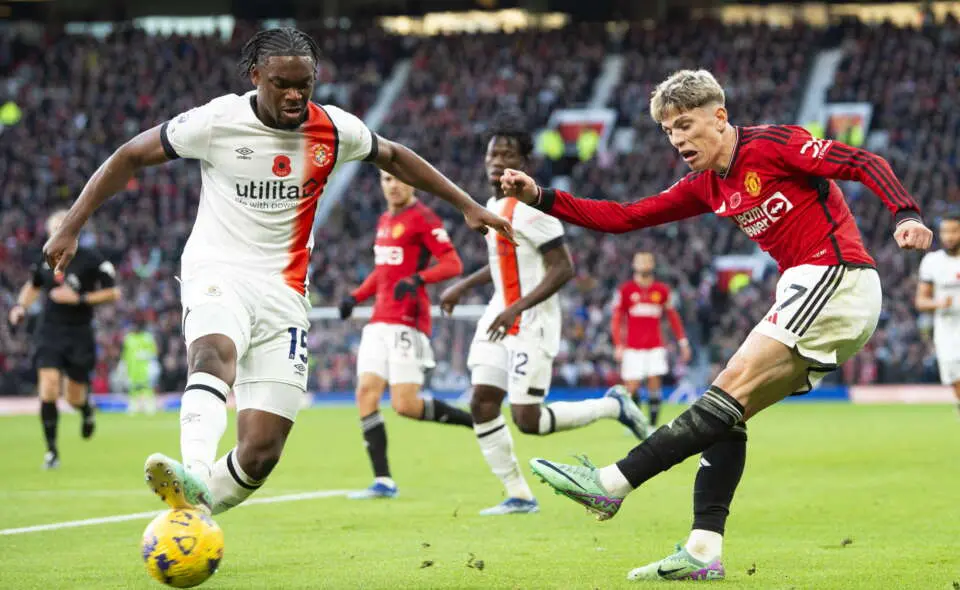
273 155 291 177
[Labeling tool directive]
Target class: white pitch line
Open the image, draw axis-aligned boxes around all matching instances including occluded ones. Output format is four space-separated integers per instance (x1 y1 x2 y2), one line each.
0 489 348 536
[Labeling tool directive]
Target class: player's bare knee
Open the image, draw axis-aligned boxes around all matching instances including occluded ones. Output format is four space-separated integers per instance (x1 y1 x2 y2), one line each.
510 404 541 435
390 395 422 419
470 386 504 423
188 339 236 384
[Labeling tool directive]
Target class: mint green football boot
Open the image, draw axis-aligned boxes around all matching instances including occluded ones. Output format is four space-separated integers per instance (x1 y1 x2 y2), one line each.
529 455 624 521
144 453 213 514
627 544 725 581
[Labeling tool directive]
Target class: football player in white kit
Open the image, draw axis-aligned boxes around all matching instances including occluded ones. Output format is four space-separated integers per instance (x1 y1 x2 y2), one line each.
916 211 960 414
440 116 651 515
42 28 512 515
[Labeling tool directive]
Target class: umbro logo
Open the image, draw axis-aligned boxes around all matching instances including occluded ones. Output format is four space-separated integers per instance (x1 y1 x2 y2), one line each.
235 147 254 160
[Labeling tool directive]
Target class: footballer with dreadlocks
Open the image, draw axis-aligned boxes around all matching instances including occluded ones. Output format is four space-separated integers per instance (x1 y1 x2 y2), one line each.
438 113 652 516
43 28 513 516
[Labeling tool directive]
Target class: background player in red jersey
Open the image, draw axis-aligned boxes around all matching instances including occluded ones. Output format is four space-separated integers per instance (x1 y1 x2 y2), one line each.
505 69 932 581
612 251 691 425
340 171 470 499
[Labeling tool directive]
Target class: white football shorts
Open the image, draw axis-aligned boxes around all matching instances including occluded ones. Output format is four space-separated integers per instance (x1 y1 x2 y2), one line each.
753 265 882 394
356 322 435 386
620 347 668 381
937 357 960 386
180 267 311 420
467 334 553 405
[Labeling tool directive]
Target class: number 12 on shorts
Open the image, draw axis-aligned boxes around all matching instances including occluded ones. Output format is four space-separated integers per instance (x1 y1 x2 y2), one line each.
287 327 308 363
509 350 528 376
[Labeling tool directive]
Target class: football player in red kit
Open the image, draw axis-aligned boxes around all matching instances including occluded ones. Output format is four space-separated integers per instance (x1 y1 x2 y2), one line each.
504 69 932 580
340 171 469 499
612 251 691 425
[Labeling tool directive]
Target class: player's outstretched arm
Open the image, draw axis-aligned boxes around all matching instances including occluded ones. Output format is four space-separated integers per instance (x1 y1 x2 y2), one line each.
372 137 513 241
8 281 41 326
776 129 932 250
439 265 491 315
43 126 171 274
487 244 574 341
500 169 710 234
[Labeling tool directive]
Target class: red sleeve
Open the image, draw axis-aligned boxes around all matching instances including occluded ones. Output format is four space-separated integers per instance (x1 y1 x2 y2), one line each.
537 178 712 234
610 286 625 347
351 268 379 302
416 210 462 284
775 126 922 224
418 249 462 284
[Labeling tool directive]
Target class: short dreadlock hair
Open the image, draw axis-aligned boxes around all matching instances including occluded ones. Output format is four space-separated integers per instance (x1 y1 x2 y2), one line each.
485 111 534 160
237 28 323 78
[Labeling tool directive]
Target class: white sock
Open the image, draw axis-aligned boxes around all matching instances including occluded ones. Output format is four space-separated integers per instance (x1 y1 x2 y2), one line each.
597 464 634 497
207 448 263 514
539 397 620 434
374 476 396 487
685 529 723 561
180 372 229 482
474 416 533 500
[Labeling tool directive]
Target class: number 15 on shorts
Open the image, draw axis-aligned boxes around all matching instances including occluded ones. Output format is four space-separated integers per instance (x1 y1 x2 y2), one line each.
287 328 308 363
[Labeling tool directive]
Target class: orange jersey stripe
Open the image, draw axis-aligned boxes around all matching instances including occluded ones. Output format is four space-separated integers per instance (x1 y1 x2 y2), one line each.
496 198 522 335
283 104 338 295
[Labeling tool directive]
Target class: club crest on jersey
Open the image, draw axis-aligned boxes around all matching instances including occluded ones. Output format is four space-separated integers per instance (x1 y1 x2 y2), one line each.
392 223 405 239
744 171 762 197
273 155 292 177
650 291 662 303
311 144 332 168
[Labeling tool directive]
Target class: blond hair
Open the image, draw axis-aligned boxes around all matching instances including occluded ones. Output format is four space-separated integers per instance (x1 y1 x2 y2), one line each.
649 69 725 123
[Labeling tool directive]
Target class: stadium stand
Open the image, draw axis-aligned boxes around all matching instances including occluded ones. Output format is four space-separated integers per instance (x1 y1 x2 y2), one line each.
1 16 953 396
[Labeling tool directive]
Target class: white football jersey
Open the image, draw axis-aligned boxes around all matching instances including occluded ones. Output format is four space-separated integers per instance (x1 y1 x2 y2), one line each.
162 91 375 295
918 249 960 361
479 196 564 356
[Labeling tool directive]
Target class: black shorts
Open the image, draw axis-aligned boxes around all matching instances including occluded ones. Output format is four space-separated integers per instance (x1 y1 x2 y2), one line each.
34 327 96 384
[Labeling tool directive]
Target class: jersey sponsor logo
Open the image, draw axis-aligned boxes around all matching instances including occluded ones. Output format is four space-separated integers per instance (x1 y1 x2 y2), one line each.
272 154 292 177
311 144 332 168
629 302 662 317
732 192 794 238
800 138 833 160
391 223 405 239
744 172 761 197
374 245 404 265
234 179 322 209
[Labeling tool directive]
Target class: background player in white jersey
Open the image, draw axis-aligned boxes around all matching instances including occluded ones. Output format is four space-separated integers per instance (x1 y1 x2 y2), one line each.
42 28 512 516
439 116 651 516
916 211 960 414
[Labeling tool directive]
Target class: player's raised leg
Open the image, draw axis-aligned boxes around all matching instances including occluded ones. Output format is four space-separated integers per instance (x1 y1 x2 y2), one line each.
205 400 295 514
349 372 397 499
532 330 806 520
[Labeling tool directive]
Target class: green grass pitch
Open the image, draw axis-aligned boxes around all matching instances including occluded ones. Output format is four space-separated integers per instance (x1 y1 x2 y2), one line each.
1 403 958 589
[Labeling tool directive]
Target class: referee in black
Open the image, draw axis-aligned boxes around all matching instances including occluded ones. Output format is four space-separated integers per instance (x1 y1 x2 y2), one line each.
8 210 120 469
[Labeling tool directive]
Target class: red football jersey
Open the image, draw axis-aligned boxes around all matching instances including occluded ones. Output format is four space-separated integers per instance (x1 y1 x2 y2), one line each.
612 280 686 350
352 201 457 334
539 125 921 273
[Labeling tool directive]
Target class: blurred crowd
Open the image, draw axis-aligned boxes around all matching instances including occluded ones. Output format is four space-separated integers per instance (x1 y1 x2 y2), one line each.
1 16 955 396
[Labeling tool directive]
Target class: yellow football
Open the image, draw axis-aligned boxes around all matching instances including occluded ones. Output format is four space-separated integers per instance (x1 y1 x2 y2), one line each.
141 509 224 588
